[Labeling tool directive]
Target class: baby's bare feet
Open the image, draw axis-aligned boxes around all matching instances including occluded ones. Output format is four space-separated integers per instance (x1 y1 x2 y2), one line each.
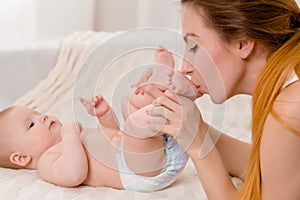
155 45 175 68
171 71 197 99
154 46 197 99
148 46 175 90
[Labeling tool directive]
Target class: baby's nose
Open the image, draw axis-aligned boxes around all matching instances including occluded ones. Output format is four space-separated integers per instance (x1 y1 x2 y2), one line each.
39 114 48 123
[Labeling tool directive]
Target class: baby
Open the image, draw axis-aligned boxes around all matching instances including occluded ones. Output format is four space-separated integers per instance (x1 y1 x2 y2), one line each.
0 47 196 192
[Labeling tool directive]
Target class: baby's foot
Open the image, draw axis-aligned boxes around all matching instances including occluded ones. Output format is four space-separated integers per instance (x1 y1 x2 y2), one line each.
171 71 197 100
155 45 175 68
148 46 175 90
153 46 197 99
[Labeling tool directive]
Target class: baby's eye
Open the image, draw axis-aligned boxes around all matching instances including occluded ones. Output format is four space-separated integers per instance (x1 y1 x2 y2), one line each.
28 122 35 130
189 44 198 53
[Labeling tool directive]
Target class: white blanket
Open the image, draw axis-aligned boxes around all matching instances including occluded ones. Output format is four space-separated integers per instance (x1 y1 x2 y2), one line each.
0 31 251 200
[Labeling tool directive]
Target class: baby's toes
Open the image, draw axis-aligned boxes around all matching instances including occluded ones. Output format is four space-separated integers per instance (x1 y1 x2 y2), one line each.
155 47 175 68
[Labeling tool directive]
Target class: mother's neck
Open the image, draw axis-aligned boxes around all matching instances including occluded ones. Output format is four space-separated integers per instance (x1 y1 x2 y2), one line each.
233 44 268 96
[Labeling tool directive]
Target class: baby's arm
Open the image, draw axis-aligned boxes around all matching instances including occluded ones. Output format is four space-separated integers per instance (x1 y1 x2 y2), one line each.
80 95 119 130
37 122 88 187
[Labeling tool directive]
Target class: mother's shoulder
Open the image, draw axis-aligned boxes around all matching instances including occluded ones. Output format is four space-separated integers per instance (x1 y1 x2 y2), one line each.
272 80 300 134
276 80 300 102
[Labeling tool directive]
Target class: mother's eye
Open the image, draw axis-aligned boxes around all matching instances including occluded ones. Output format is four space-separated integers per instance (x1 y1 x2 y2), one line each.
28 122 35 129
189 44 198 53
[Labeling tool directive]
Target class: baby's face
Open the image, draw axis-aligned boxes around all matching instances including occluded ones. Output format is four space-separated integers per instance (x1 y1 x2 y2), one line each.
2 106 62 160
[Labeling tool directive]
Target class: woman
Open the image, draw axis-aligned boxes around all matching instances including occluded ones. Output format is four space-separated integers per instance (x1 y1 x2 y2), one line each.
132 0 300 199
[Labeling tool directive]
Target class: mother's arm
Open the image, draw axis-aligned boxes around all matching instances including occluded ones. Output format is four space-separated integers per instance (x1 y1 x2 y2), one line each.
149 89 251 200
260 82 300 199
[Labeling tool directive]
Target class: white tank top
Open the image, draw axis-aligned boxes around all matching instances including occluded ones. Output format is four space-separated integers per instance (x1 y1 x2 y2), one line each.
282 70 299 88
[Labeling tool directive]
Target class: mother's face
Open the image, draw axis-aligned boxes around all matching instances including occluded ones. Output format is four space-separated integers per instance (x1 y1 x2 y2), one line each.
181 4 244 104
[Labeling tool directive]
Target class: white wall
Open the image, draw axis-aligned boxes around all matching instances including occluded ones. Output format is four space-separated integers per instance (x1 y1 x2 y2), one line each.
34 0 94 39
0 0 181 45
0 0 299 44
0 0 95 45
94 0 181 31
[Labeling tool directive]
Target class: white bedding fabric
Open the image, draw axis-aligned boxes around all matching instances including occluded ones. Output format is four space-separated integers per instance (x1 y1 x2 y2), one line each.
0 31 251 200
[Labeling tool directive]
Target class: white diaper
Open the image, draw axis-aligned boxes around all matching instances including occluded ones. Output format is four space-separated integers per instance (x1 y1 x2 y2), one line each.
117 134 189 192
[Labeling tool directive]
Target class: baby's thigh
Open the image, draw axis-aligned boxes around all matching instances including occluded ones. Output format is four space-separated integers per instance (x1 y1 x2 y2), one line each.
122 104 166 174
122 132 166 176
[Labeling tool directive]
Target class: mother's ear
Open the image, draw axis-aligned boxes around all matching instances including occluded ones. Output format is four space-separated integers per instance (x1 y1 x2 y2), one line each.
237 39 255 59
9 152 31 167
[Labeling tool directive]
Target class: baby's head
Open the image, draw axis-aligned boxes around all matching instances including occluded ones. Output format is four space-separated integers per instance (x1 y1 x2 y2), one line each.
0 106 62 169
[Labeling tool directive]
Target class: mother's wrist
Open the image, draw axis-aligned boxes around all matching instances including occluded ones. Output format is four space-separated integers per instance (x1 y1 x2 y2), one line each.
186 122 209 156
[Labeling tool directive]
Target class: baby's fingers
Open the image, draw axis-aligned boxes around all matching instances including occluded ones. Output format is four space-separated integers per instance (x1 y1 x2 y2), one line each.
80 97 91 107
80 97 96 115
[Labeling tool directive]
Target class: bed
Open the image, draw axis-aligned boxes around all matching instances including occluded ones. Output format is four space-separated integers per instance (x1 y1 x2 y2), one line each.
0 30 251 200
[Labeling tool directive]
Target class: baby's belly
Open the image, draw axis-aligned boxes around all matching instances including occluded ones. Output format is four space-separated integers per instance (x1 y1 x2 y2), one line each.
82 131 124 189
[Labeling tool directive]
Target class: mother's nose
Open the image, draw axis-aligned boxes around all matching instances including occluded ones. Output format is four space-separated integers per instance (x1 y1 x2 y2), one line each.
181 59 194 75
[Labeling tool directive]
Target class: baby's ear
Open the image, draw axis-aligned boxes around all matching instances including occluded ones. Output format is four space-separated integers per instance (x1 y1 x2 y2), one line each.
9 152 31 167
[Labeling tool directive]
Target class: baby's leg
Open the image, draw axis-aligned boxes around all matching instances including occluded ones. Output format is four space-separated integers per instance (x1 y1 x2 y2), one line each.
121 131 166 177
122 104 167 176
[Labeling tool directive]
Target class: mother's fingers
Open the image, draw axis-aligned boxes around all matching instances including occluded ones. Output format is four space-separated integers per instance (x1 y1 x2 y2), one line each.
149 105 179 124
152 94 181 115
141 84 165 99
164 89 180 103
148 123 179 138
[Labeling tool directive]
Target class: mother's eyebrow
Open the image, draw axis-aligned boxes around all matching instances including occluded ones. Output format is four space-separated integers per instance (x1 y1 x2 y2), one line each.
183 33 200 42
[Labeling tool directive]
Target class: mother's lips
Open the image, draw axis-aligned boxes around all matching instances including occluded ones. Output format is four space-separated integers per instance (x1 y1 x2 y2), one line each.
193 84 205 96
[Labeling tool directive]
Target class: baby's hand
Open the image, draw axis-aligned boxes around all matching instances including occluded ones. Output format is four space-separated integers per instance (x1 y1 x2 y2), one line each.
61 121 83 135
80 95 110 117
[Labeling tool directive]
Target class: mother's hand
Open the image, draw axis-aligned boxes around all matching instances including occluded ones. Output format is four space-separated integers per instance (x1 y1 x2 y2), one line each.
148 89 209 154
